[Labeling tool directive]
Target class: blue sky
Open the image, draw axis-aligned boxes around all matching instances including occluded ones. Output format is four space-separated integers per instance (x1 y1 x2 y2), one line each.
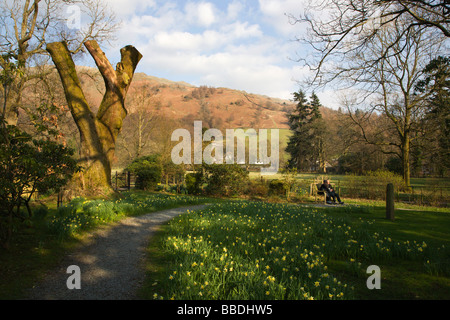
91 0 336 107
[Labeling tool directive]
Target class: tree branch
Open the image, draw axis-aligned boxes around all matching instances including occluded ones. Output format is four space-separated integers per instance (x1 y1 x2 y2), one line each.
84 40 117 91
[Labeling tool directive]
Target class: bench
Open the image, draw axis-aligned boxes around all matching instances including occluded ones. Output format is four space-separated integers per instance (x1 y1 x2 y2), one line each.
310 183 329 204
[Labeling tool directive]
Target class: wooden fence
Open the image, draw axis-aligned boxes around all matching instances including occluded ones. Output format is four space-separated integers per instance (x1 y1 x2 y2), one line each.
112 171 135 191
306 177 449 207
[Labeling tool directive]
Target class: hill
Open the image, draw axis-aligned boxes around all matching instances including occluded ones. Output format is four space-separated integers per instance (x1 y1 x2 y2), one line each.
77 66 295 130
22 65 343 168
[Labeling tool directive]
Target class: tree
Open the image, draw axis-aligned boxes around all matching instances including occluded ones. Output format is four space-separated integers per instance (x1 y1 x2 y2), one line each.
309 92 327 172
342 24 446 186
118 83 160 163
292 1 447 186
286 90 309 170
414 56 450 176
1 53 77 250
46 40 142 195
290 0 449 84
0 0 118 126
286 90 327 172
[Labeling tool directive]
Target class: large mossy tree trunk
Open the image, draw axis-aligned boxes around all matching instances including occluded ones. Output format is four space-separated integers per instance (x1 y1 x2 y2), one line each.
46 41 142 196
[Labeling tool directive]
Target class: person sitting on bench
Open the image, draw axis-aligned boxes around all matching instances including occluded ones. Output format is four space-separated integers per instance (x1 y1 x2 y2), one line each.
319 180 344 204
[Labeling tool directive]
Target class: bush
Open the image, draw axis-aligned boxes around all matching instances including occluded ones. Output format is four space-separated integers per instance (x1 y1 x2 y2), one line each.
200 164 249 196
0 123 78 248
126 155 162 191
268 179 286 196
244 179 269 198
185 173 202 195
366 169 406 192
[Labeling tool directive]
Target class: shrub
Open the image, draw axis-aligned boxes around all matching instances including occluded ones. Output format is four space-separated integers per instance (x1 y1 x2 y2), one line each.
245 179 269 198
201 164 249 196
126 155 162 191
185 172 202 195
268 179 286 196
0 123 78 248
366 169 406 195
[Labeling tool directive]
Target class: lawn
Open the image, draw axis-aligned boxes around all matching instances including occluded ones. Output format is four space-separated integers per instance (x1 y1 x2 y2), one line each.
140 200 450 300
250 171 450 207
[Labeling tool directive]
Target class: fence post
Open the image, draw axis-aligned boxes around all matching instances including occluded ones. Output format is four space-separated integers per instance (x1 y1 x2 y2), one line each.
386 183 395 221
57 191 62 208
338 180 341 197
127 171 131 190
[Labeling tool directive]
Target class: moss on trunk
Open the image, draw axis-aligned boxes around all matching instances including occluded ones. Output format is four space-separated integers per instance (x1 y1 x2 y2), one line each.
46 41 142 196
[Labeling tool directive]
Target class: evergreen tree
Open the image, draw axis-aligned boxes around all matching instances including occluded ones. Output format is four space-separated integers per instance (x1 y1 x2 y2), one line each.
309 92 322 121
286 90 309 170
286 90 327 171
415 56 450 176
309 92 327 172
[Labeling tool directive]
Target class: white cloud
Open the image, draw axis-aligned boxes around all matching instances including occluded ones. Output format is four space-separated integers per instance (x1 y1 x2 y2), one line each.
155 30 226 52
221 21 263 40
226 0 244 21
258 0 305 36
100 0 312 101
185 1 217 27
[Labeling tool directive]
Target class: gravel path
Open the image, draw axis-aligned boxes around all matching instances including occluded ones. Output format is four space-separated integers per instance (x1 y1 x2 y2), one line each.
27 204 209 300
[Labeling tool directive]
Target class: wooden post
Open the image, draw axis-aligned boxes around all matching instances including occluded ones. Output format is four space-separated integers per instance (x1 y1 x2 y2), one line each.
57 191 62 208
127 171 131 190
386 183 395 221
338 180 341 197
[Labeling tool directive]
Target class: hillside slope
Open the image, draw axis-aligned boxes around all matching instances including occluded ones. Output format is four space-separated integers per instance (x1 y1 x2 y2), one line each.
77 66 294 130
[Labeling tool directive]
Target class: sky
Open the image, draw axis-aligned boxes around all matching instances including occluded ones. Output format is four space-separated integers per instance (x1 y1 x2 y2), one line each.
84 0 338 108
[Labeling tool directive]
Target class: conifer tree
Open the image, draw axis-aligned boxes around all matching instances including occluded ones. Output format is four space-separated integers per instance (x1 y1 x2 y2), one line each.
286 90 327 172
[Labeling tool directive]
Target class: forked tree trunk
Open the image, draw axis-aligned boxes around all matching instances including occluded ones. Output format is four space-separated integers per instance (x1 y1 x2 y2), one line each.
46 41 142 195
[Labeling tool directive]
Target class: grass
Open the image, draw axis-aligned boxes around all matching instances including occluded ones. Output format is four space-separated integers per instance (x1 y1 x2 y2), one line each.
2 182 449 300
47 192 211 239
0 191 212 300
249 172 450 207
140 200 450 300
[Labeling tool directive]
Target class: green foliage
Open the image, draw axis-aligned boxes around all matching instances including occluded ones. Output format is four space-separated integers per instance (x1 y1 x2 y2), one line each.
414 56 450 177
185 172 202 195
286 90 326 171
200 164 249 197
0 52 24 87
366 169 406 191
0 123 78 248
268 179 286 196
127 155 163 191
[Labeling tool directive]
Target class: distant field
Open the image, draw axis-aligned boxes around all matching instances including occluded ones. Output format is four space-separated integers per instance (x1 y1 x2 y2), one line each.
250 172 450 187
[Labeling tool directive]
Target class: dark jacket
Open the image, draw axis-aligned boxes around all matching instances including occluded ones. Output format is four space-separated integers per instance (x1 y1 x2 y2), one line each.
319 183 333 193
